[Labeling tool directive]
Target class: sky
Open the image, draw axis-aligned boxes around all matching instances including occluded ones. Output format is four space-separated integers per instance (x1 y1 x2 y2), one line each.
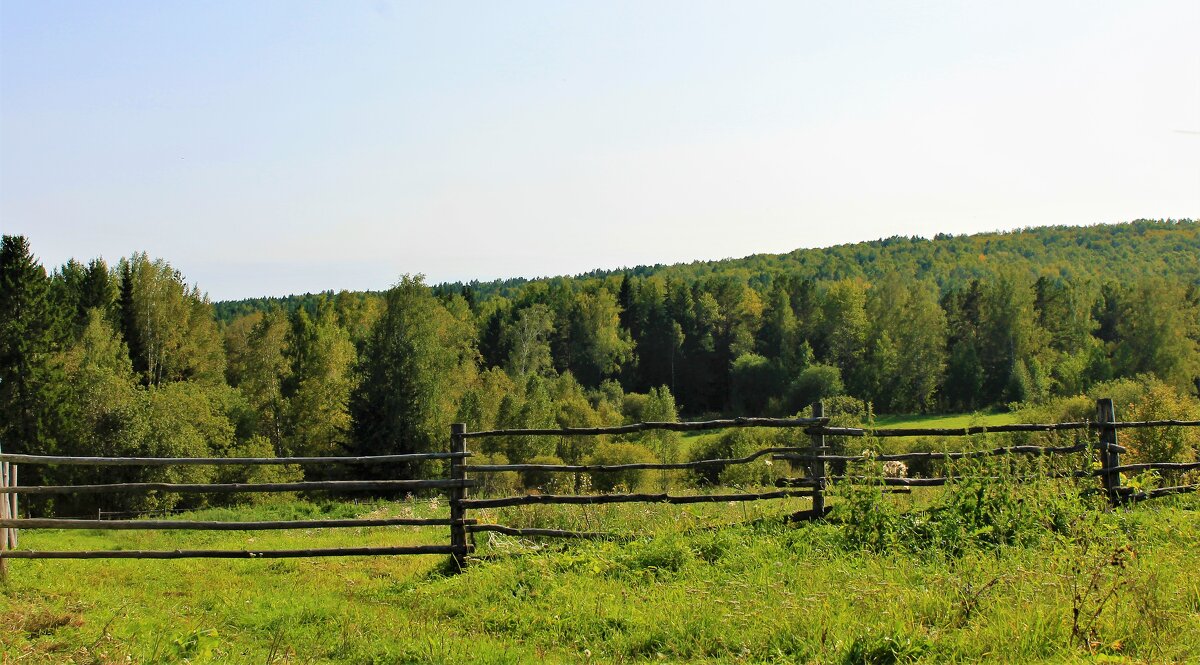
2 1 1198 301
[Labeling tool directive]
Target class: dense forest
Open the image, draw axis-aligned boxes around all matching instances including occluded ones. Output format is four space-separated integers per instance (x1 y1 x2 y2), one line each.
2 220 1199 514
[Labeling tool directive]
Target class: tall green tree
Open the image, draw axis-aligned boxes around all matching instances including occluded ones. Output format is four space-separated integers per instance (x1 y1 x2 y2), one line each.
503 304 555 378
977 270 1047 403
0 235 63 458
284 307 356 457
816 279 869 394
630 278 684 394
1113 278 1200 391
224 310 289 449
117 253 225 386
865 278 947 412
565 288 634 387
349 275 476 477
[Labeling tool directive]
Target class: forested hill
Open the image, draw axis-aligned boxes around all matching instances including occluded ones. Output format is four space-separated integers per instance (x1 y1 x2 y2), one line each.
3 220 1200 515
213 219 1200 321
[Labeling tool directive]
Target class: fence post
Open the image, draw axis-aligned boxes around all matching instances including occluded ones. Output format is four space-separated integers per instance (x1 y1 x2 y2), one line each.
9 464 16 549
1096 398 1122 507
810 402 826 518
1 456 9 582
448 423 469 570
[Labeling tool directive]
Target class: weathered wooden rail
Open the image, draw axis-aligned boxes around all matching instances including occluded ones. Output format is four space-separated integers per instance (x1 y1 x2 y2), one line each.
2 398 1198 577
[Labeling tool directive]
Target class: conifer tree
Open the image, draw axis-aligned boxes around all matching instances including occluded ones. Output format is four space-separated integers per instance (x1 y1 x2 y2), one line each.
0 235 63 456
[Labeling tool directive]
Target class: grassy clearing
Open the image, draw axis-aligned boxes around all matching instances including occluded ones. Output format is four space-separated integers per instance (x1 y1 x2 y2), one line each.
3 490 1199 664
870 411 1021 429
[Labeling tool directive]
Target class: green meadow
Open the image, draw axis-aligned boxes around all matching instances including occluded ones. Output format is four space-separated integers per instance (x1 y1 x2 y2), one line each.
3 487 1199 664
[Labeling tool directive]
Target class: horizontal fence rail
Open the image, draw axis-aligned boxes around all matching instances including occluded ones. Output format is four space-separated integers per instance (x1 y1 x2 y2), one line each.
9 479 473 495
461 489 816 510
1 546 459 560
0 517 474 531
806 419 1200 438
467 524 617 540
0 451 469 466
463 416 828 438
466 447 807 473
772 442 1126 464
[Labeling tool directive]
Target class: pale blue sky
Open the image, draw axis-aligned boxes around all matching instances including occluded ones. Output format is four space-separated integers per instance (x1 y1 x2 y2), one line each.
2 1 1197 300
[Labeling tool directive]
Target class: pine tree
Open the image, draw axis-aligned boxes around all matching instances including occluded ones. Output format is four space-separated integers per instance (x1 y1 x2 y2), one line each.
0 236 64 458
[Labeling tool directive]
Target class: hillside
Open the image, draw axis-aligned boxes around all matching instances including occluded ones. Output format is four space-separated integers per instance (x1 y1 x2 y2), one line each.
214 219 1200 321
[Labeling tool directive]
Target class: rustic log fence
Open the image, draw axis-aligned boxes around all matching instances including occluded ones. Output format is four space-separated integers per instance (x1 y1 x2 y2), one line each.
1 398 1198 577
454 397 1200 544
0 448 474 580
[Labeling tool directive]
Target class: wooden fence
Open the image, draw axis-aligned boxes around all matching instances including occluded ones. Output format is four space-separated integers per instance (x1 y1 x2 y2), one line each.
2 398 1199 578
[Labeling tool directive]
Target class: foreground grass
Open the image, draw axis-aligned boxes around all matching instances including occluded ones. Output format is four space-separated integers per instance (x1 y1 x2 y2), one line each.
3 496 1199 663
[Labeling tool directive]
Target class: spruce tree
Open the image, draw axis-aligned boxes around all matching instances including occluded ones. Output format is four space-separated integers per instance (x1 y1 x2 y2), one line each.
0 235 63 456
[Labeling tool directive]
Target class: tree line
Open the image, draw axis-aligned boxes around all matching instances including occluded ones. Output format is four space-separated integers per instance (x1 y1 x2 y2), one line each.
1 221 1198 514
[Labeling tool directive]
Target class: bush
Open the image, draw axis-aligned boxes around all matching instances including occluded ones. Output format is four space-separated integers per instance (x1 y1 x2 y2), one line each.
587 442 656 492
520 455 571 492
1091 376 1200 464
730 353 783 416
468 452 520 496
688 428 791 487
215 435 303 505
786 363 844 413
833 455 1091 556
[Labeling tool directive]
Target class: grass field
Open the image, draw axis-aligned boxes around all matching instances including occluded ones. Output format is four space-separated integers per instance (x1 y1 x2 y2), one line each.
679 411 1022 455
870 411 1021 429
3 488 1199 664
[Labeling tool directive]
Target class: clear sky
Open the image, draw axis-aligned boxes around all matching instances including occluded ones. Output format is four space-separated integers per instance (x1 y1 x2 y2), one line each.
2 1 1197 301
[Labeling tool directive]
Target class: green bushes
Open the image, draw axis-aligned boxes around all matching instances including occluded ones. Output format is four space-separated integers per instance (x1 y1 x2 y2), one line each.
586 442 656 492
687 428 793 487
519 454 571 492
1017 376 1200 481
832 456 1094 556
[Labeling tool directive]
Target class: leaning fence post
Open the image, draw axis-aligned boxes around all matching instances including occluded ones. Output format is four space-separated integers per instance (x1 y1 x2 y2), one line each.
449 423 469 569
1096 398 1122 507
810 402 826 517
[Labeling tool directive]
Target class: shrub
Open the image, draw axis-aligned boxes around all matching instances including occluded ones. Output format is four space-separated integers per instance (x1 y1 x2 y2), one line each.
215 435 304 505
468 452 520 496
520 454 571 492
688 428 791 487
786 363 844 412
1091 376 1200 464
730 353 783 416
834 455 1091 556
621 535 693 576
587 442 656 492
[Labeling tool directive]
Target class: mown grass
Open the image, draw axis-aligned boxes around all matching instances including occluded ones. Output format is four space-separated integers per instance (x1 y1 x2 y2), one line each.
3 489 1199 664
